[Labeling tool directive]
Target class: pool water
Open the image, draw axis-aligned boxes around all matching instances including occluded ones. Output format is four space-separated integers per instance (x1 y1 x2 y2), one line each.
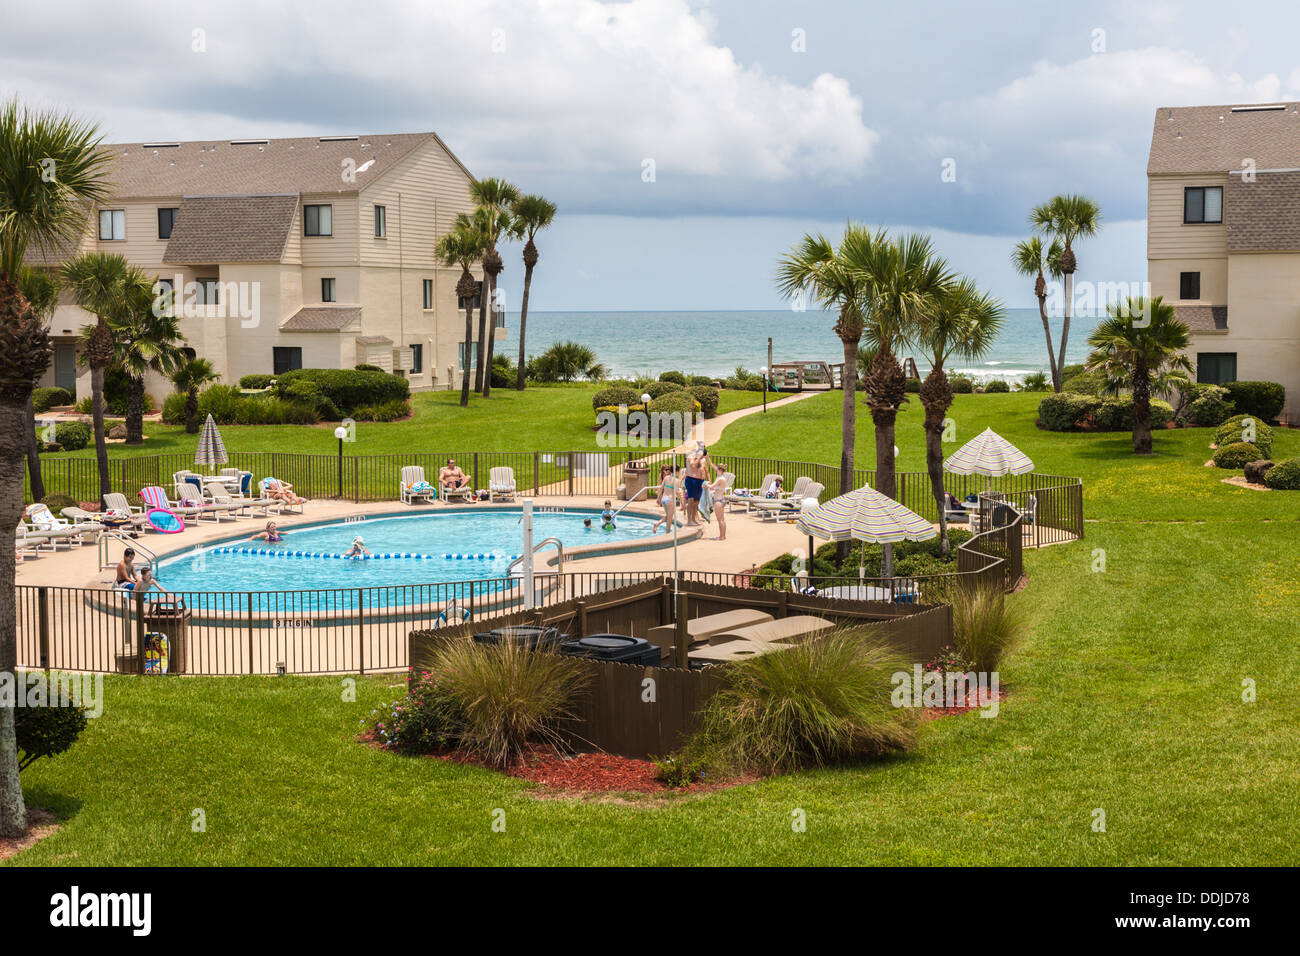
156 508 658 599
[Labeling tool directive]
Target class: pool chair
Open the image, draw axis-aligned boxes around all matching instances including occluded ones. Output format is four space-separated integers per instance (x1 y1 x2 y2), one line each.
102 493 150 530
748 481 824 521
725 473 782 512
943 492 969 525
140 485 207 526
15 524 56 555
489 467 517 502
22 504 96 549
205 482 257 519
173 470 205 502
400 465 436 505
441 479 473 504
260 478 305 513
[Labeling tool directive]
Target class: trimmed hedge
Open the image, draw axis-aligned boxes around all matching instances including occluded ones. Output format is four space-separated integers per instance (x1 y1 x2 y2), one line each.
275 368 409 414
949 376 973 394
238 374 274 389
351 399 411 422
1091 396 1175 432
1212 442 1262 469
658 371 687 385
1215 415 1274 459
984 379 1010 393
1038 393 1099 431
33 386 74 412
1223 381 1285 422
688 375 715 387
54 421 91 451
1185 385 1234 426
690 385 720 419
647 390 701 416
643 381 685 400
1262 458 1300 490
591 385 642 411
904 377 921 393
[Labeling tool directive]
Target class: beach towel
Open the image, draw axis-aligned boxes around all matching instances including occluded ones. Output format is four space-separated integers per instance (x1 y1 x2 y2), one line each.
699 485 712 522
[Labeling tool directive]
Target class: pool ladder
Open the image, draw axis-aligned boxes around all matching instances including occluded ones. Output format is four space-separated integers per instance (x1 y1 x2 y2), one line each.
507 537 565 578
98 527 159 573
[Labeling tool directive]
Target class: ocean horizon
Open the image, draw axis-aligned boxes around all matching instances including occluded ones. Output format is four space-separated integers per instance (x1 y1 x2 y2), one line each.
503 308 1096 383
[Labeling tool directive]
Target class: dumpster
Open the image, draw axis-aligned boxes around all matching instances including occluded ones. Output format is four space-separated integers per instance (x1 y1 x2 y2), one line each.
622 460 650 502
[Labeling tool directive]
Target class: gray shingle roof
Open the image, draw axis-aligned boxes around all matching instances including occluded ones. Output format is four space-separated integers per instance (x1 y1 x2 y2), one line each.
1177 306 1228 332
1226 170 1300 251
100 133 436 198
1149 104 1300 174
354 334 392 345
162 195 298 263
280 306 362 332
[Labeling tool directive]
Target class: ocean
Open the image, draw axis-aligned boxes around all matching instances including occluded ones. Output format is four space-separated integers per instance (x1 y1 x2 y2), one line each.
505 308 1095 383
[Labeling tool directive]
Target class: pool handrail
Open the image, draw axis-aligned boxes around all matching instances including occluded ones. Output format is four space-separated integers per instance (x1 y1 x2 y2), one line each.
507 536 565 577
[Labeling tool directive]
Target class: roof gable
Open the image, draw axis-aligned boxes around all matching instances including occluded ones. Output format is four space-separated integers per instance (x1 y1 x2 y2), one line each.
1149 103 1300 174
163 195 299 263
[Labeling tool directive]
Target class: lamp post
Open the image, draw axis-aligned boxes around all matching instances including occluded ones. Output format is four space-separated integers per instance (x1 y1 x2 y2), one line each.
760 366 768 413
334 425 348 499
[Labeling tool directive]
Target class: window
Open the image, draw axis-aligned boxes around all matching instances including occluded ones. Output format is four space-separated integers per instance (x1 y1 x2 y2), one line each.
422 279 433 310
98 209 125 240
409 343 423 374
273 347 303 375
180 346 196 361
196 278 220 305
457 281 482 311
304 204 333 236
1197 352 1237 385
321 277 336 302
458 341 479 370
157 207 179 239
1179 271 1201 300
374 205 387 238
1184 186 1223 224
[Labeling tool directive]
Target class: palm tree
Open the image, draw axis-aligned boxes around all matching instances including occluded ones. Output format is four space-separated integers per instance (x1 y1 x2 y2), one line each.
852 233 954 501
0 98 110 839
16 267 60 500
467 177 520 397
917 276 1004 554
61 251 137 497
1086 296 1190 454
776 226 882 502
510 194 557 391
437 224 486 407
108 274 182 443
533 341 597 382
1029 195 1101 387
170 357 218 434
1010 235 1065 391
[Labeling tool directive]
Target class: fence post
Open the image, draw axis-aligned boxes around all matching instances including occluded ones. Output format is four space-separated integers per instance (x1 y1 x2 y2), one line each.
353 456 360 503
568 452 574 496
575 599 588 638
533 452 540 494
134 592 146 674
37 587 50 669
247 594 255 674
357 588 366 675
674 591 689 669
472 453 479 495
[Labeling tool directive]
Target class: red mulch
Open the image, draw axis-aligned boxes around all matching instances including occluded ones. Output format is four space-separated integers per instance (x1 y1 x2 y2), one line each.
919 686 1008 720
0 808 59 861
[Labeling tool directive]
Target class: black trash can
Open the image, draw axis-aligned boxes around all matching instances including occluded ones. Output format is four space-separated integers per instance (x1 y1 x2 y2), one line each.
559 633 661 667
473 626 567 651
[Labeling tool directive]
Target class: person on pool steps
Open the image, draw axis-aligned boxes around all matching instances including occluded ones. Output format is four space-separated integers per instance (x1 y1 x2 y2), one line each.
600 500 617 531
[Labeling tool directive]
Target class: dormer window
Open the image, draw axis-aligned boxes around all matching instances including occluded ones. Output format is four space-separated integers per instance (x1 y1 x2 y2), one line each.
1184 186 1222 224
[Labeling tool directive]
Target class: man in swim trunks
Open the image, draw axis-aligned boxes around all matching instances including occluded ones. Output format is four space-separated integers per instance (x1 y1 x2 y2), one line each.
682 444 713 526
439 458 470 492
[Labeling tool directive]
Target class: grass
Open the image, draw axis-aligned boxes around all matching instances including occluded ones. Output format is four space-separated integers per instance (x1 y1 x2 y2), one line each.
10 391 1300 865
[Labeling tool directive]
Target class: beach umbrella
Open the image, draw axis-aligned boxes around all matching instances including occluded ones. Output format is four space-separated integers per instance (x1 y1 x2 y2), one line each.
943 427 1033 478
796 484 935 578
194 414 228 468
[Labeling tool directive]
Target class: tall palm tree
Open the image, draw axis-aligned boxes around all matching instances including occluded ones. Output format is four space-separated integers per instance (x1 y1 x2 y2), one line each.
510 194 557 391
437 224 487 407
170 357 218 434
1029 195 1101 386
1086 296 1190 455
0 98 110 839
1010 235 1065 391
917 276 1004 554
852 233 954 501
108 276 183 443
61 251 135 498
467 177 520 397
16 267 60 500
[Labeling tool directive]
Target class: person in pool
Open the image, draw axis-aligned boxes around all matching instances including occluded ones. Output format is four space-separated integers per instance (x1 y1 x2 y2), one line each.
583 517 593 531
344 536 371 558
250 521 286 542
600 500 616 531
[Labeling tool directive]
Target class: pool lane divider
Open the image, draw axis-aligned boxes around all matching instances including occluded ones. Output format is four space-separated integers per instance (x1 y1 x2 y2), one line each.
206 546 521 561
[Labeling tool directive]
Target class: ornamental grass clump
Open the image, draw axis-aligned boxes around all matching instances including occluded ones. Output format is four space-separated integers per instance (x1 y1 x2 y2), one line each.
953 584 1029 671
695 630 916 775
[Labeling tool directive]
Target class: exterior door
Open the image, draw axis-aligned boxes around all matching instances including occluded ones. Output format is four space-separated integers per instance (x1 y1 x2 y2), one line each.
54 344 77 394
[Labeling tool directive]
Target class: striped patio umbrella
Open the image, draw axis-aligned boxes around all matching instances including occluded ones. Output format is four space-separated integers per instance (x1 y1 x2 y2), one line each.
194 414 228 468
944 427 1033 477
796 484 935 579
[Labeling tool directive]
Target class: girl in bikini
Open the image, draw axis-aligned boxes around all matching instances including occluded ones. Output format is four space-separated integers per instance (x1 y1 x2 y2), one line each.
652 465 680 533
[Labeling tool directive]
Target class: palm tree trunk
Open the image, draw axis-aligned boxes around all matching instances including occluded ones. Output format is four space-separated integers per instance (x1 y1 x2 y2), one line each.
24 396 45 501
0 398 29 838
125 375 145 444
920 368 953 556
482 274 497 398
516 260 536 391
91 365 110 502
1037 287 1061 392
461 305 474 407
185 388 200 434
474 275 487 393
1057 267 1073 386
866 345 905 501
837 335 859 565
1133 354 1152 455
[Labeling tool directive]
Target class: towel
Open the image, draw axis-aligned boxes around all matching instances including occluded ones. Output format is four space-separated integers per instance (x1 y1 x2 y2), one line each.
698 485 712 522
407 480 433 494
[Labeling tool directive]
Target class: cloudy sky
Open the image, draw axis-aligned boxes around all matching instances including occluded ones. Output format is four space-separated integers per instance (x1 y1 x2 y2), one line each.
5 0 1300 309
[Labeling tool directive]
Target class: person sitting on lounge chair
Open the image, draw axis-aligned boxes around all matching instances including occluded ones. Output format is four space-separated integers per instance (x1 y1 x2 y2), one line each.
439 458 470 491
263 478 304 506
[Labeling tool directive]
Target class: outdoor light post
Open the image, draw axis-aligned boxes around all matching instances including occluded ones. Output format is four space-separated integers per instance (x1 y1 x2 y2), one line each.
760 366 768 412
334 425 348 498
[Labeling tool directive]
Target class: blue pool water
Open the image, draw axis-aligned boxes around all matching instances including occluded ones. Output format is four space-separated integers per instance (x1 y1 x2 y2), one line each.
156 509 659 603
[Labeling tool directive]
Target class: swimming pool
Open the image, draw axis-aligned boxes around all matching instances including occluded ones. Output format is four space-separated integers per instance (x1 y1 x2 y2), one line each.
155 508 660 605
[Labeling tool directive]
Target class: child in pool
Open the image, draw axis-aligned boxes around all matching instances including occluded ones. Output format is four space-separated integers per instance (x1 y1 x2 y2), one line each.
250 521 285 542
344 536 371 558
600 500 616 531
583 517 593 531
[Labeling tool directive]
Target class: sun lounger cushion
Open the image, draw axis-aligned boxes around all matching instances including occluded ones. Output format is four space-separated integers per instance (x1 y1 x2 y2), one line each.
646 609 774 649
708 615 835 645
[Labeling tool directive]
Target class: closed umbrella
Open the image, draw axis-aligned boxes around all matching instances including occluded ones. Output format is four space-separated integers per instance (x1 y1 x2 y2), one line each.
194 414 228 469
796 484 935 579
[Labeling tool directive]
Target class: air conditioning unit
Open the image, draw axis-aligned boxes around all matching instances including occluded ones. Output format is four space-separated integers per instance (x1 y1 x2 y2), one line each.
393 347 414 372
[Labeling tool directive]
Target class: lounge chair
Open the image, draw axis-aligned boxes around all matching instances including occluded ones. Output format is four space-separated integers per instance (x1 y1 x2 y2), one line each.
748 481 825 520
24 503 99 547
205 482 257 519
708 614 835 645
102 493 150 530
400 466 437 505
140 485 210 525
725 473 782 512
261 478 305 513
943 492 969 524
16 524 55 555
440 478 473 503
489 467 516 502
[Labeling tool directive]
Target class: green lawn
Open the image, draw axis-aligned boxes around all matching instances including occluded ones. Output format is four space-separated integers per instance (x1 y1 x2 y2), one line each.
11 391 1300 865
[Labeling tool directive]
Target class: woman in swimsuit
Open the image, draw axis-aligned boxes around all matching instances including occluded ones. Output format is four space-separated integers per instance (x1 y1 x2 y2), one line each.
250 521 285 542
708 466 730 541
652 465 680 533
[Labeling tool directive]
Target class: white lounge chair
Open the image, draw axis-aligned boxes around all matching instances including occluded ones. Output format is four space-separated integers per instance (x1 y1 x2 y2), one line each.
400 466 436 505
749 481 824 520
725 473 783 512
205 482 256 519
488 467 516 502
102 493 150 530
24 503 99 547
440 479 473 503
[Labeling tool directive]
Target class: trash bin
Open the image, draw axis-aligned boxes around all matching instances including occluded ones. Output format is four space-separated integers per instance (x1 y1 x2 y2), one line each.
622 460 650 502
143 600 191 674
472 626 568 651
559 633 661 667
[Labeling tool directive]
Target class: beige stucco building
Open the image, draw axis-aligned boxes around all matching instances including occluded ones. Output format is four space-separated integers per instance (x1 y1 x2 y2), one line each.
31 131 489 401
1147 103 1300 423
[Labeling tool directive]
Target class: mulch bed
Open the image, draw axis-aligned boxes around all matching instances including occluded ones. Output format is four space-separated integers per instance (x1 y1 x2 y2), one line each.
0 808 60 861
919 686 1008 720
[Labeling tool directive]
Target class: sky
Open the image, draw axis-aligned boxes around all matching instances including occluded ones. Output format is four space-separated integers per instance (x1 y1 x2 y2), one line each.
4 0 1300 309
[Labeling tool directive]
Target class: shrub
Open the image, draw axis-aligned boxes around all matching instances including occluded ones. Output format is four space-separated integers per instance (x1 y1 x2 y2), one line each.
354 363 383 372
238 374 274 389
32 386 74 412
647 390 700 417
365 670 462 752
953 585 1028 671
1061 370 1108 396
1212 442 1262 470
591 385 642 411
694 631 915 774
40 493 78 514
1215 415 1274 459
53 421 90 451
1262 458 1300 490
16 701 89 772
281 379 341 421
984 379 1010 393
643 380 685 400
490 354 515 389
949 376 973 394
432 638 589 770
658 370 687 385
275 368 409 414
904 377 921 393
1037 393 1099 431
689 385 720 418
350 399 410 422
1018 371 1051 392
161 391 186 424
1223 381 1285 422
1186 385 1234 426
1089 395 1174 432
651 750 709 788
688 375 715 387
725 366 765 391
